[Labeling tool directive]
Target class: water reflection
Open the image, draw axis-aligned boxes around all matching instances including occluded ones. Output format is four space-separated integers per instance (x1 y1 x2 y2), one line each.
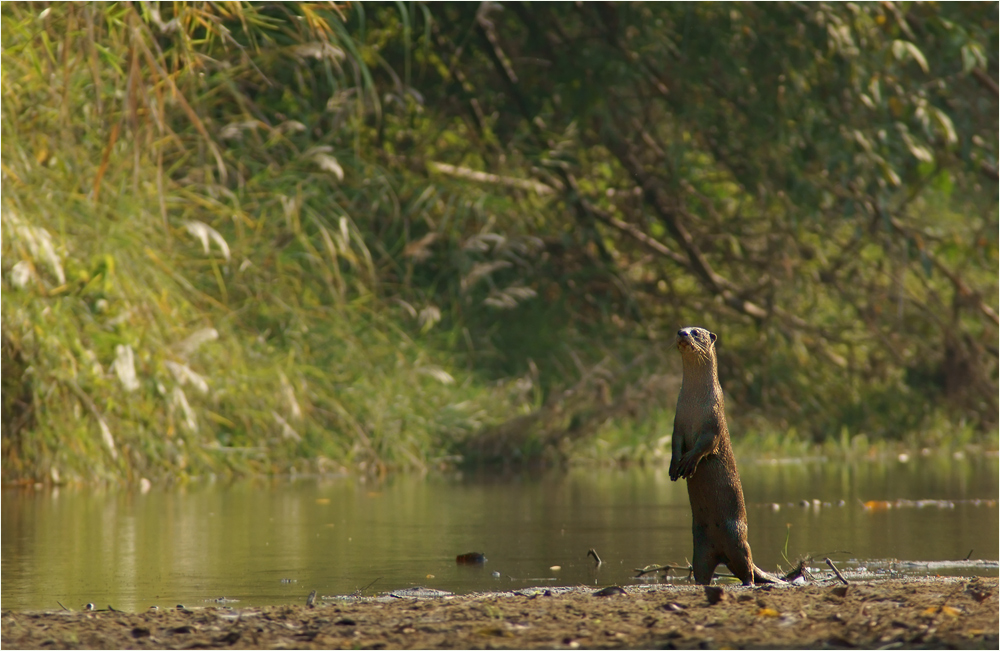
2 455 997 611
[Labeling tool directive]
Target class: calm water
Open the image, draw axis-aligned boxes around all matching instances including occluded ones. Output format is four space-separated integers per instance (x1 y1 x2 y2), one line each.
2 455 997 611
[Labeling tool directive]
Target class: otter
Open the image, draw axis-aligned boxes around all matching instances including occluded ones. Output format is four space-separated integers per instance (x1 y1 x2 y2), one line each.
669 326 778 586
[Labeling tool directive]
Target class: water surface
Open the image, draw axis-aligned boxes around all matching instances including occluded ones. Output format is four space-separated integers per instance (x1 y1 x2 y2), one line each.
2 455 997 611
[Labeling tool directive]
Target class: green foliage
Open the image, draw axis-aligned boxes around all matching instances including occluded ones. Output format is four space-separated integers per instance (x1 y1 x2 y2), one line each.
409 1 998 444
0 2 531 482
1 2 996 483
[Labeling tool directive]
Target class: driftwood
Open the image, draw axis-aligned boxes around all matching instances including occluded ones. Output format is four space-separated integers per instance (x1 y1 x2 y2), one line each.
825 558 850 585
633 563 692 578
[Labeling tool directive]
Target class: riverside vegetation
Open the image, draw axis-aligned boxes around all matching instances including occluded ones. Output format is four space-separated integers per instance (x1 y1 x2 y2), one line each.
1 2 997 484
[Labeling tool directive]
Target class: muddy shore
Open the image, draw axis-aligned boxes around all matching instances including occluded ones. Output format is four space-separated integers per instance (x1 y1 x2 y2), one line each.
2 577 997 649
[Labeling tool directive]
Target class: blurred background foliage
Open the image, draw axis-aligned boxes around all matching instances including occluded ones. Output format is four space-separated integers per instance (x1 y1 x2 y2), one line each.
2 1 996 483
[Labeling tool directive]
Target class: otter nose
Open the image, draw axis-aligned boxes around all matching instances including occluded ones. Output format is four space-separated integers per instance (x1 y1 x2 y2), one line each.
677 329 687 338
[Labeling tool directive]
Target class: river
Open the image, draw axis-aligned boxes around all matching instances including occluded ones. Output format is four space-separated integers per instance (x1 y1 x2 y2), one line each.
2 453 997 611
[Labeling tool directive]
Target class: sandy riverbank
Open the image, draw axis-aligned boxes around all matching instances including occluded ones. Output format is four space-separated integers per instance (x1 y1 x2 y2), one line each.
2 576 997 649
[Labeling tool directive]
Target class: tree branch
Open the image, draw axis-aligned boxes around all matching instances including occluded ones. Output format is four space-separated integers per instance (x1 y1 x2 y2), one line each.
971 68 999 96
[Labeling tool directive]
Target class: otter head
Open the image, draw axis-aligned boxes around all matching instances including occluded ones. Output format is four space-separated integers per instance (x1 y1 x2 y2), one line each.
676 326 718 366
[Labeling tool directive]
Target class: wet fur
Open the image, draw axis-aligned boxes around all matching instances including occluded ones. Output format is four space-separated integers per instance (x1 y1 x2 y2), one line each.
669 326 779 586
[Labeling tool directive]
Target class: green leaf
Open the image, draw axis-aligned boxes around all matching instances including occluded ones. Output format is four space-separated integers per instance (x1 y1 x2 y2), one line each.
931 170 954 197
899 127 934 163
892 39 929 73
930 107 958 146
961 43 987 73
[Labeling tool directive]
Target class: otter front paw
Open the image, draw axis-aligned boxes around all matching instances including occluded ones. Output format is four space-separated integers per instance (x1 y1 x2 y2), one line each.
668 459 680 481
675 452 701 479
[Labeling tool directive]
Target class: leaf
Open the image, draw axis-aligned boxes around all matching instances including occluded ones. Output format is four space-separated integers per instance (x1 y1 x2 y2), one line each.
171 387 198 434
272 411 301 442
483 285 537 309
4 210 66 284
930 107 958 146
177 328 219 357
313 153 345 181
461 260 512 292
113 345 141 392
878 160 901 187
403 232 438 262
183 221 231 261
9 261 35 289
418 305 442 333
899 128 934 163
165 361 209 394
868 77 882 103
892 40 928 73
904 41 929 73
417 366 455 385
921 605 960 618
292 42 345 62
961 43 987 73
852 129 873 152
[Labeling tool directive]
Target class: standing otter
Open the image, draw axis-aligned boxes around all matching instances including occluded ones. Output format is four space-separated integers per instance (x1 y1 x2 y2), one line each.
669 326 777 586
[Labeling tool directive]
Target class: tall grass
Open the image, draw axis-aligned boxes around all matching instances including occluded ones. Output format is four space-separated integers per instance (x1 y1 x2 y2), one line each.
0 2 535 483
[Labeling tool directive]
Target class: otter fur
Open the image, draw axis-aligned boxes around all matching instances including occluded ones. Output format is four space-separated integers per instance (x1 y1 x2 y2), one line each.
669 326 779 586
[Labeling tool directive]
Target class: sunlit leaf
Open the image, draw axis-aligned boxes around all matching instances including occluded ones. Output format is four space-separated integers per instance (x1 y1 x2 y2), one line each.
183 221 231 262
930 107 958 146
313 153 345 181
961 43 987 73
418 305 442 333
899 128 934 163
893 39 929 73
418 366 456 385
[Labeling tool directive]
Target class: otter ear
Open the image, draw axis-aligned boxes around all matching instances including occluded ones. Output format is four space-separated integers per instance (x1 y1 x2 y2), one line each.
709 332 717 343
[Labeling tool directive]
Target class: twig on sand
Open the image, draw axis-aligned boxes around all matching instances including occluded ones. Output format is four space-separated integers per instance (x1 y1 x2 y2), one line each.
825 558 849 585
633 563 690 578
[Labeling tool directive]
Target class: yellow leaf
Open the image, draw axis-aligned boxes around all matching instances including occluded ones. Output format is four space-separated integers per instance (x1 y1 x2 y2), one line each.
921 605 961 618
476 627 512 637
